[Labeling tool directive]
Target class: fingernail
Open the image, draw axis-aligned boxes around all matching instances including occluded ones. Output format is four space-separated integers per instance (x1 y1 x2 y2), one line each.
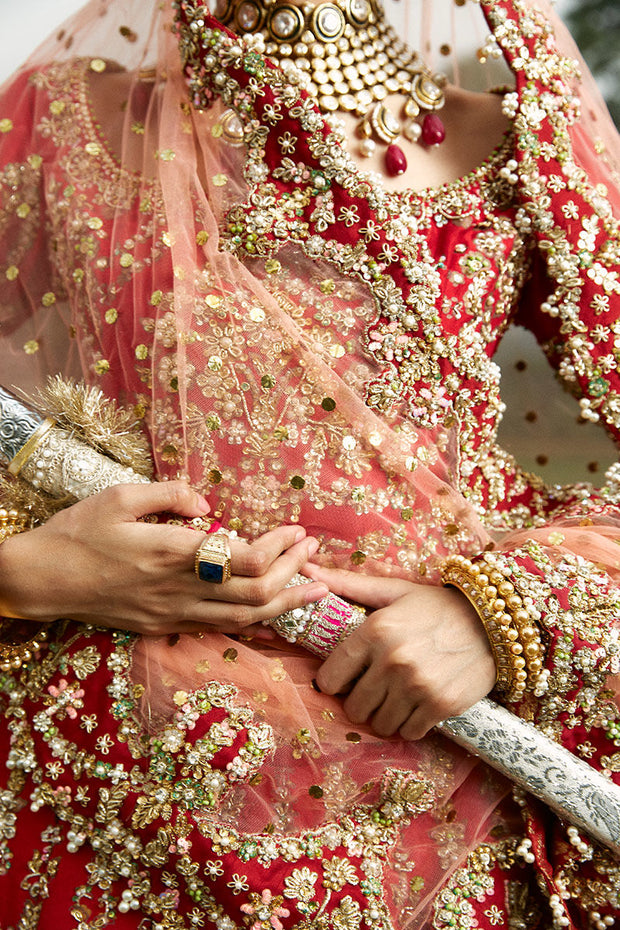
306 538 319 557
303 584 328 604
197 496 211 514
294 528 306 543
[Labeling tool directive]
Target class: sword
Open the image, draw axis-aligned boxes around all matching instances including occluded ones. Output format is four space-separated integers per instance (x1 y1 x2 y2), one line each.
1 383 619 854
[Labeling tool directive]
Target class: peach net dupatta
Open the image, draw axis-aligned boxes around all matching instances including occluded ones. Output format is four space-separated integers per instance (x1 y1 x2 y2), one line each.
2 0 620 917
106 8 513 917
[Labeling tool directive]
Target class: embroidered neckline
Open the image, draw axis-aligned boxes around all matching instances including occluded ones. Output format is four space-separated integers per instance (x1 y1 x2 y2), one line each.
75 52 512 211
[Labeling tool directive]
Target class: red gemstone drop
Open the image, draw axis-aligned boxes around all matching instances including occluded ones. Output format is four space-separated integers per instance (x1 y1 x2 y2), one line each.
421 113 446 146
385 143 407 177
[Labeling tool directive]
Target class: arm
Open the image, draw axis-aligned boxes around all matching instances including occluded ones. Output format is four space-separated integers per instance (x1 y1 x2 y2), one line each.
0 480 328 636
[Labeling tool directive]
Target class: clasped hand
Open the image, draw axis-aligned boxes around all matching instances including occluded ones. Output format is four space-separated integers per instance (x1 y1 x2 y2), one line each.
0 482 496 740
306 565 497 740
0 481 328 636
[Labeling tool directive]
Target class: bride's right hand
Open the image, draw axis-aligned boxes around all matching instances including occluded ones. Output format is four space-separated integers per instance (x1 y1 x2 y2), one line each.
0 481 328 636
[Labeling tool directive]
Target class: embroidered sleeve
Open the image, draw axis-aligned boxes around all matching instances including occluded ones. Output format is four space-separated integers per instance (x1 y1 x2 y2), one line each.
461 6 620 919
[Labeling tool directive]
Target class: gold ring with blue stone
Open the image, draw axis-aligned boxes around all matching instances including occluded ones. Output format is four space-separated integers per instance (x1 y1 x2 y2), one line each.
194 534 232 584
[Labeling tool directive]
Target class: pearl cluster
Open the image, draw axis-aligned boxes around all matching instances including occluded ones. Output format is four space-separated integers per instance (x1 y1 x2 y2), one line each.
441 553 545 701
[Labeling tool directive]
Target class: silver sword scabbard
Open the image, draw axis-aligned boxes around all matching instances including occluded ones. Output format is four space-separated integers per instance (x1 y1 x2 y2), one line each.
1 383 620 854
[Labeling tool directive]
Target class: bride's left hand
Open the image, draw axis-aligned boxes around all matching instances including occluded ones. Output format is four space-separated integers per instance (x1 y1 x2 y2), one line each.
304 565 496 740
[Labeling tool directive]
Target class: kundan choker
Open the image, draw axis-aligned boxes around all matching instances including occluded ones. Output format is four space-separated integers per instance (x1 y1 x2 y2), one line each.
212 0 447 176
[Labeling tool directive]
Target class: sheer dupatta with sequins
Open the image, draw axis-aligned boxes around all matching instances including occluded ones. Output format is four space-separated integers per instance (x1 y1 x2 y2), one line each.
2 1 620 926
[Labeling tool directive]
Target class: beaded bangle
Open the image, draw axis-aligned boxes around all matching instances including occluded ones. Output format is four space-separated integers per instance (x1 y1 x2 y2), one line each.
441 553 543 702
477 552 545 693
269 573 367 658
0 507 49 672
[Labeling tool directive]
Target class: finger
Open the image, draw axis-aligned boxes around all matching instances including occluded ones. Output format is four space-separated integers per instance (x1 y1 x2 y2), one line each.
399 707 437 741
370 691 417 738
315 629 371 696
202 537 324 605
232 525 308 577
239 623 277 641
341 668 389 725
100 480 211 521
183 577 330 631
301 564 413 609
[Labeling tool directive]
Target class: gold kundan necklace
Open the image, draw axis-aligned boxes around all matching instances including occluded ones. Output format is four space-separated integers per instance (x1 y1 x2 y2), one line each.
212 0 446 176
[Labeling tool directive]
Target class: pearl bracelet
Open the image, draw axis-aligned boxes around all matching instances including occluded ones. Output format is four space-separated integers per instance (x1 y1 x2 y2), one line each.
268 573 367 658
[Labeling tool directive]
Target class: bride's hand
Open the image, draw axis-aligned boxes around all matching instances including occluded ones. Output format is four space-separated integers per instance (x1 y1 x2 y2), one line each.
0 482 328 636
305 565 496 739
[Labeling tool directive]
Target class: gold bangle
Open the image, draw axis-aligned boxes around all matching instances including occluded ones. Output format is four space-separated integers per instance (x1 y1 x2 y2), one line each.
441 553 543 702
441 557 516 695
480 555 544 688
0 508 48 671
7 418 55 476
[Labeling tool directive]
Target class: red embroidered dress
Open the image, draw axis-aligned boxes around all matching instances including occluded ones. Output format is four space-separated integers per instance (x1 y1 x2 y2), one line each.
1 0 620 927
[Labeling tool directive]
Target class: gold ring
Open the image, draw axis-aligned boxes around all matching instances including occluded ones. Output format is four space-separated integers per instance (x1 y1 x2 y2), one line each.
194 534 232 584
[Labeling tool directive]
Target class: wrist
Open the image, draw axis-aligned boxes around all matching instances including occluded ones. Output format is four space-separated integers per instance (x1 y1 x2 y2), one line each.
440 552 544 702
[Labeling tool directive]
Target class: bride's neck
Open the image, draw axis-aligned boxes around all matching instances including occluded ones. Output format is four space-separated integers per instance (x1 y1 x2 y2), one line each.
213 0 448 180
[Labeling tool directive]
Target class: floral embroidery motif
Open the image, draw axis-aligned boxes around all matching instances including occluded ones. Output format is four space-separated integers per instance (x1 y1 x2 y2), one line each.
2 0 620 927
0 625 439 927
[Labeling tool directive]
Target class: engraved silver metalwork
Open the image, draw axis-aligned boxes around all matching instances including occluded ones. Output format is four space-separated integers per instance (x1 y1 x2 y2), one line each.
17 426 150 499
0 386 46 466
0 386 149 499
439 699 620 855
